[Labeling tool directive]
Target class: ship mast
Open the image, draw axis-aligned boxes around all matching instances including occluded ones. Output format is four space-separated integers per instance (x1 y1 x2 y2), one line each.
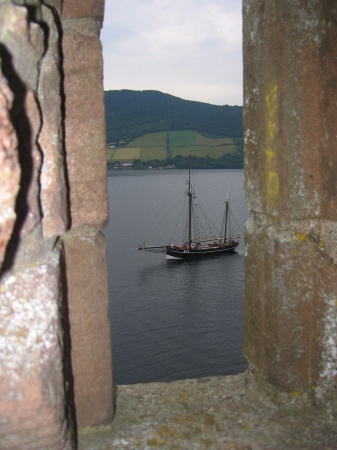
224 192 229 242
187 154 192 250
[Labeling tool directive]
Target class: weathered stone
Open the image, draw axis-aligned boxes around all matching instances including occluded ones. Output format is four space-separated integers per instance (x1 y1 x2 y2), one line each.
244 219 324 392
1 0 112 444
315 233 337 407
0 3 40 92
244 0 337 220
62 17 103 37
0 69 20 270
63 28 108 228
79 374 337 450
244 0 337 406
44 0 63 15
0 246 74 449
38 4 68 238
62 0 104 23
63 231 113 426
0 2 43 239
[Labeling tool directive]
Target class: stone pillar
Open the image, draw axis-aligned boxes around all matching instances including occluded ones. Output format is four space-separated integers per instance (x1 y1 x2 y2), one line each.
0 1 74 448
0 0 112 446
62 0 113 426
243 0 337 407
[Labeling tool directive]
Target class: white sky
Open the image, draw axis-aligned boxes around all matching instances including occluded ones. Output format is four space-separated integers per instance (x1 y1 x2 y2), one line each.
101 0 243 106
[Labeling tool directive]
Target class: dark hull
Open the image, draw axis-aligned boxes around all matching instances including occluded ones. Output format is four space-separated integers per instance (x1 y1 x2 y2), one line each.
165 242 239 260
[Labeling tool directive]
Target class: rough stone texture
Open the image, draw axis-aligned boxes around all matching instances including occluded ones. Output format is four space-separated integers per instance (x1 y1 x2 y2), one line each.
79 374 337 449
2 0 337 446
243 0 337 408
62 0 104 22
0 1 75 448
244 219 324 392
63 231 113 427
62 27 108 229
0 0 112 444
0 2 43 240
62 0 113 429
243 0 337 220
0 244 73 450
44 0 63 15
0 69 20 269
38 4 68 238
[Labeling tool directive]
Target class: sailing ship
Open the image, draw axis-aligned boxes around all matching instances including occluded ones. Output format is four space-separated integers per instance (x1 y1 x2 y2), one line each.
137 155 241 260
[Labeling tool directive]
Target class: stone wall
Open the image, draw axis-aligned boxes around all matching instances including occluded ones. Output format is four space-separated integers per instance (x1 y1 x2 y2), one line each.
1 0 337 448
61 0 113 428
243 0 337 408
0 1 112 448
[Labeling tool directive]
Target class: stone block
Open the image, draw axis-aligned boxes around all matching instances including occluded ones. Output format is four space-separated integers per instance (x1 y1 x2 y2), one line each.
0 2 44 238
39 5 68 238
0 69 20 269
244 219 323 392
0 246 75 449
314 223 337 406
63 231 113 426
63 29 108 229
243 0 337 407
62 0 104 23
243 0 337 220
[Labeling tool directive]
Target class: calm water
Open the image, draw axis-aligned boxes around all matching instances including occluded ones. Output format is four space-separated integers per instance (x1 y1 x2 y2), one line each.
104 169 248 384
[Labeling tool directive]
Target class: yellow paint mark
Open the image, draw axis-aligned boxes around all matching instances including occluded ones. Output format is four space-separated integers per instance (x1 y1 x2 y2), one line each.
295 232 307 242
265 85 278 116
266 148 275 163
318 241 325 248
268 120 276 140
265 81 279 210
267 171 280 198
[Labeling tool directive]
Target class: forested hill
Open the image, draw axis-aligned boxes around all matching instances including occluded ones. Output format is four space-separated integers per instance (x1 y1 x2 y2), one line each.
105 90 243 144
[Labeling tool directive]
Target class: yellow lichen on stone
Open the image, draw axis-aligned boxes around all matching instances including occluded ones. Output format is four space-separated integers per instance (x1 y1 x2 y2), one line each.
295 232 307 242
147 435 166 446
291 391 302 398
156 425 180 439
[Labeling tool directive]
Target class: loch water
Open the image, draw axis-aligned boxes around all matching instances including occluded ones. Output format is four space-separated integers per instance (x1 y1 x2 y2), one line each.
104 169 248 385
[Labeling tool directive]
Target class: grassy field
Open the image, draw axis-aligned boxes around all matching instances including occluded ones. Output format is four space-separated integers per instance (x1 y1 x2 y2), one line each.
107 147 141 161
140 147 167 161
107 130 238 162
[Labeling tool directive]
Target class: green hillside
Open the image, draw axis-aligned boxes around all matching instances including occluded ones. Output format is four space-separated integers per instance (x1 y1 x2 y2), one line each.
104 90 243 168
105 90 242 144
107 131 237 162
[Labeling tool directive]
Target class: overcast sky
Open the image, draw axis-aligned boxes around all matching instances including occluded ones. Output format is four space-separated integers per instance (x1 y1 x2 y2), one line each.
101 0 243 106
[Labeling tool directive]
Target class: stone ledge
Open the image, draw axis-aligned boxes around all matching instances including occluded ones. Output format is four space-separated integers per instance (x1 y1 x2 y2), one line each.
78 373 337 449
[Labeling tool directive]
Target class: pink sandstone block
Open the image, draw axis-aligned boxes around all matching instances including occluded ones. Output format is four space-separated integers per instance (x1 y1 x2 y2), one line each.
39 5 69 238
62 0 104 21
0 70 20 269
63 29 108 228
63 232 113 426
0 248 74 449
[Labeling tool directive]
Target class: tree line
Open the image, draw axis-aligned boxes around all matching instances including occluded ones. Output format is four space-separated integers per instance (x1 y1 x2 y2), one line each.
105 90 243 145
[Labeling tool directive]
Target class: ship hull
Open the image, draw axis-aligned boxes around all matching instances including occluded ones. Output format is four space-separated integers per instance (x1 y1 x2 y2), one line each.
165 242 239 260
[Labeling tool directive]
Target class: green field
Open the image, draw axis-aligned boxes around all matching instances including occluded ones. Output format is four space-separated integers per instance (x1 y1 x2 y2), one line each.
107 130 238 162
107 147 141 161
